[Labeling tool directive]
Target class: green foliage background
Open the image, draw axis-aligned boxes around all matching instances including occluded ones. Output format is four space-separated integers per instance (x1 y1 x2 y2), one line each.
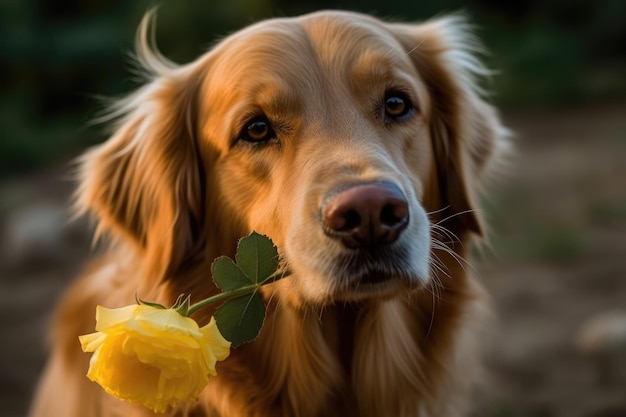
1 0 625 176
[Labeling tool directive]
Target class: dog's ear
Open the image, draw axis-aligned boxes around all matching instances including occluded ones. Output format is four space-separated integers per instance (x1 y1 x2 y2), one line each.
76 14 207 281
389 16 506 235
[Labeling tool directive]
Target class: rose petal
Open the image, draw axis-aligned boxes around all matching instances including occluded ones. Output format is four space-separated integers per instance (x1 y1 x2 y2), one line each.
134 305 203 339
95 305 139 332
79 331 107 352
200 317 231 366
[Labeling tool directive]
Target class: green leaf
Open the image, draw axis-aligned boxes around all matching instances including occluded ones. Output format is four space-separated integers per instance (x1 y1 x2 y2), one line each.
235 232 279 284
214 293 266 347
212 256 253 291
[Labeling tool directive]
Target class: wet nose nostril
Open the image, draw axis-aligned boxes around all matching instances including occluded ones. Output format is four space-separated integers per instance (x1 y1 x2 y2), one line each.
326 208 361 232
341 210 361 231
380 201 409 227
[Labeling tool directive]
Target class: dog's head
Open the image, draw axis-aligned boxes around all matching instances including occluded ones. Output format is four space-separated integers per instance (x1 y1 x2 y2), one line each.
77 11 504 307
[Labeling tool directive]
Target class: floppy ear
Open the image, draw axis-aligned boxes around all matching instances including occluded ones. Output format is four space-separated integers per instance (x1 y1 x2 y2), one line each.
76 15 206 281
390 16 507 235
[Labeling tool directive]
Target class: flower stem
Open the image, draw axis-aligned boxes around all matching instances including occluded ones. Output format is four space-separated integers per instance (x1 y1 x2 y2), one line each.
187 285 257 316
186 269 291 317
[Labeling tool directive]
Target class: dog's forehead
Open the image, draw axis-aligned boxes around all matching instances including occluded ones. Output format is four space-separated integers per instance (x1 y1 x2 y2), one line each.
208 11 412 88
297 11 409 67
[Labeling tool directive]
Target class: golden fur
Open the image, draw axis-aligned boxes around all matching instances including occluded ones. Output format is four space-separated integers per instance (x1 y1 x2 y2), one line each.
30 10 507 417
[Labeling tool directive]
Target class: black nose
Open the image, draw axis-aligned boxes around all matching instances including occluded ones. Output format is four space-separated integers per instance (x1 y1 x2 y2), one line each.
321 182 409 249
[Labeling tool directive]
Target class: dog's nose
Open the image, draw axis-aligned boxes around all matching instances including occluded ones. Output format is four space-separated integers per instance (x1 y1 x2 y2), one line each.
322 182 409 249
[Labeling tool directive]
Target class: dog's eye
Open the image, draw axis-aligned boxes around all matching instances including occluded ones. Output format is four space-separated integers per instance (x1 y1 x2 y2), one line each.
240 117 275 143
384 93 413 120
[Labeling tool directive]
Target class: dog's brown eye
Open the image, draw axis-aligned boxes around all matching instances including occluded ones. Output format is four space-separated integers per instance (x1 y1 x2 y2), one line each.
384 93 412 120
244 118 273 142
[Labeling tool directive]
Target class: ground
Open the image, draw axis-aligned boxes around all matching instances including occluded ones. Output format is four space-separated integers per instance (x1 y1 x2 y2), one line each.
1 103 625 417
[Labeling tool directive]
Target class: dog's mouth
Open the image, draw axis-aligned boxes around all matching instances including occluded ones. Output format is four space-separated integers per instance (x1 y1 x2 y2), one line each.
331 246 424 299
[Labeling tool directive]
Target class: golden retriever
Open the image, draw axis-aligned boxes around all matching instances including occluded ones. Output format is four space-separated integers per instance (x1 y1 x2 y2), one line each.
30 9 507 417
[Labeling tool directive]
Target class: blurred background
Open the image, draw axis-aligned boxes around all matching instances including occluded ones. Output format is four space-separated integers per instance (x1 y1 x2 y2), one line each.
1 1 625 416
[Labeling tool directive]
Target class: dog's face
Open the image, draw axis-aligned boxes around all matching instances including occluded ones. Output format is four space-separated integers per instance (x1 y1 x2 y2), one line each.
78 11 501 308
201 14 434 304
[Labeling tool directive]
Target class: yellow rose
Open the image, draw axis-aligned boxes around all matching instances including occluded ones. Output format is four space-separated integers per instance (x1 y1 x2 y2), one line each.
79 304 231 413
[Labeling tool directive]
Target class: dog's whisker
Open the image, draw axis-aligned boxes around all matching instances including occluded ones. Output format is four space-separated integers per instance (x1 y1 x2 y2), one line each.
428 249 447 274
424 275 444 303
425 291 437 339
430 229 476 275
433 243 473 275
430 223 461 245
434 208 482 230
426 205 452 217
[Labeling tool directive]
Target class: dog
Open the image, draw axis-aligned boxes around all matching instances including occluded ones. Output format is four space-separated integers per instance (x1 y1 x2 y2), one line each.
29 9 507 417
